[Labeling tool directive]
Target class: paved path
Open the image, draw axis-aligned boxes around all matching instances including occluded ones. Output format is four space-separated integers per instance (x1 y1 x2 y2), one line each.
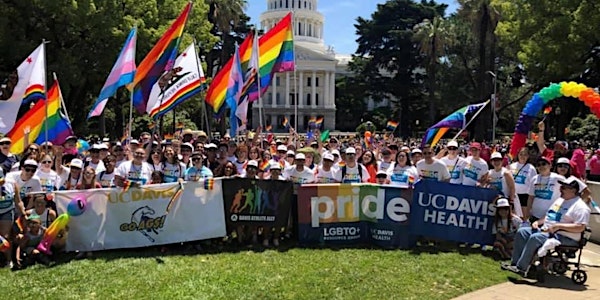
453 242 600 300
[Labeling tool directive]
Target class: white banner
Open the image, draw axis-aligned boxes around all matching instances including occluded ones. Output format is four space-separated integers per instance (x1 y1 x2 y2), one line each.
55 180 227 251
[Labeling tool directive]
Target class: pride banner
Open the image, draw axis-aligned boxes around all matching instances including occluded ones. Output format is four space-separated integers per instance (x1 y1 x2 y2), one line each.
410 181 498 245
297 184 414 248
222 178 293 229
54 181 227 251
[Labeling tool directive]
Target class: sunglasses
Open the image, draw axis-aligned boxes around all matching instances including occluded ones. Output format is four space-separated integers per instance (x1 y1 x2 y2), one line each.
24 168 37 173
84 172 95 175
557 164 570 168
247 166 258 170
537 162 549 167
29 147 39 151
134 152 145 156
447 147 458 150
192 158 202 161
0 141 10 146
113 148 123 152
41 160 52 164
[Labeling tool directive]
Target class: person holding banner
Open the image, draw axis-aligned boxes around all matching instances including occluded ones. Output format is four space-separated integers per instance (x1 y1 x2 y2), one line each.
510 147 537 219
115 148 153 186
315 153 341 183
461 142 489 187
438 140 466 185
389 150 418 188
161 146 186 183
340 147 369 183
503 176 590 276
185 152 213 181
487 152 523 217
416 146 450 182
527 156 565 223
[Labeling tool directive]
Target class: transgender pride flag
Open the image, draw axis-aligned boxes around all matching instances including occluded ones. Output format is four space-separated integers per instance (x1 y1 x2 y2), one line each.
87 28 137 118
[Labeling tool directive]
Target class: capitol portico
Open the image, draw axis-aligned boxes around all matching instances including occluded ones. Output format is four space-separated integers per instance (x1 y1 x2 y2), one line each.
252 0 337 131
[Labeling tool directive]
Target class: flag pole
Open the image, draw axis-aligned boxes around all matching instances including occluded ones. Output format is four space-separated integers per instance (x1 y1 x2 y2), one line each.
42 40 49 144
194 38 212 140
255 27 264 135
127 27 138 143
452 100 490 140
292 12 298 138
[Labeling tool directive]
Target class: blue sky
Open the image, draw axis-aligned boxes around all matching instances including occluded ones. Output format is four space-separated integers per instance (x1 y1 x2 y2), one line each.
246 0 459 54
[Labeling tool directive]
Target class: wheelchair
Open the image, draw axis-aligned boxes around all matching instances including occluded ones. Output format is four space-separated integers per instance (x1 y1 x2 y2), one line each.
534 227 592 285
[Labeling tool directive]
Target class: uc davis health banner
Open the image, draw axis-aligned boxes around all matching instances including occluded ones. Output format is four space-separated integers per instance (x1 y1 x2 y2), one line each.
222 178 293 228
297 184 414 248
410 180 498 245
54 180 227 251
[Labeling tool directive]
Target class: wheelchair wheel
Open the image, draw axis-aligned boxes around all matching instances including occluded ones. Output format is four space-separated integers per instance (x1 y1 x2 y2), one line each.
571 270 587 285
552 261 568 274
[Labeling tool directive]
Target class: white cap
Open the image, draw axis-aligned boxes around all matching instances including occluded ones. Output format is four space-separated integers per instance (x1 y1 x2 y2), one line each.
491 152 502 160
400 146 410 152
295 153 306 160
447 140 459 148
102 137 110 142
376 170 388 177
331 149 340 156
323 153 334 161
411 148 422 154
247 160 259 168
559 176 586 193
495 198 510 208
99 143 109 150
92 144 103 150
286 150 295 156
130 139 140 145
0 137 11 143
277 145 287 152
205 143 218 149
70 158 84 169
345 147 356 154
557 157 570 165
270 162 282 170
23 159 38 167
181 142 194 150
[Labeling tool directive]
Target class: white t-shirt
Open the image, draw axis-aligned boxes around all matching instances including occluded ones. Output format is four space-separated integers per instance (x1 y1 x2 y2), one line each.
377 160 393 173
544 196 590 241
162 161 186 183
461 156 489 186
416 159 450 182
488 168 512 198
315 166 341 183
97 171 116 188
529 173 566 219
35 169 61 192
389 164 419 188
5 171 42 198
283 166 315 194
0 182 16 214
440 156 466 184
509 162 537 195
86 159 106 174
340 164 370 183
116 161 153 185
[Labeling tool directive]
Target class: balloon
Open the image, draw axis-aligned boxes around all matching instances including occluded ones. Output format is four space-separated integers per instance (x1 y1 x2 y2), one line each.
67 196 87 216
77 139 90 154
509 132 528 159
364 131 372 138
36 214 70 255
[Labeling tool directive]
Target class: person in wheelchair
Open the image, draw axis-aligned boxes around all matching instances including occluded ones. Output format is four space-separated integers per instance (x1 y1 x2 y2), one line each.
502 176 590 276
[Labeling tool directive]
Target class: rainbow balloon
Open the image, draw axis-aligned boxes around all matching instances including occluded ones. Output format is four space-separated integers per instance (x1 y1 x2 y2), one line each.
36 213 70 255
509 81 600 158
76 139 90 154
0 235 10 252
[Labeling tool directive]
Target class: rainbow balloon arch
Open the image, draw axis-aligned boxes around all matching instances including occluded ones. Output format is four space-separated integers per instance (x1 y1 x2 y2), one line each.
509 81 600 158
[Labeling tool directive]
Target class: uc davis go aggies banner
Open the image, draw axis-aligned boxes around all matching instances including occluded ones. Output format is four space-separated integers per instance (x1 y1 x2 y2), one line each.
54 181 227 251
297 183 414 248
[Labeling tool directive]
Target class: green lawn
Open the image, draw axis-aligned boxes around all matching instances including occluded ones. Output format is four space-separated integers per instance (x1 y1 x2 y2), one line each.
1 246 509 299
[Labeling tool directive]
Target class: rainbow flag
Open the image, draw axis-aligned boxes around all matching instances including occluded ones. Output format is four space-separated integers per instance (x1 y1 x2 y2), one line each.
387 120 399 131
259 160 270 172
0 235 9 252
146 42 206 119
88 28 137 118
246 13 295 102
203 178 214 190
131 2 191 114
421 100 489 147
22 84 45 105
8 79 72 154
543 106 552 115
15 215 25 233
35 80 75 146
315 117 324 128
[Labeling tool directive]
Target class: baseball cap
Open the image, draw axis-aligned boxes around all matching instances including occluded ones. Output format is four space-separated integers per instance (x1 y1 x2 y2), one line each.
197 130 208 138
447 140 459 148
277 145 287 152
345 147 356 154
181 142 194 150
23 159 38 167
490 152 502 160
205 143 217 149
555 141 569 150
270 162 282 170
70 158 84 169
64 135 78 142
537 156 552 164
130 139 140 145
247 160 259 168
286 150 295 156
376 170 388 178
411 148 422 154
331 149 340 156
470 142 482 150
495 198 510 208
558 176 582 193
323 153 334 161
557 157 570 165
295 153 306 160
0 137 11 143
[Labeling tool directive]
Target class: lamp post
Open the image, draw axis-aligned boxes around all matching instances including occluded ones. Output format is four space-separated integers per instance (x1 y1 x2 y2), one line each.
487 71 498 143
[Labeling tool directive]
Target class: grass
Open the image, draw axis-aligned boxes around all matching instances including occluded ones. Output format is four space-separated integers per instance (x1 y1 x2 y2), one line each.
0 245 509 300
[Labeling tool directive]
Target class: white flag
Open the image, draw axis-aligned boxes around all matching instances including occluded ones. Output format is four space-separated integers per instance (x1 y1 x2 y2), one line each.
235 32 260 131
0 44 46 134
146 42 206 119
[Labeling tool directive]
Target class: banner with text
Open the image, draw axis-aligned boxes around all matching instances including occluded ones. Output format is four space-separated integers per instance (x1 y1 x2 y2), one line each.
55 180 227 251
297 184 414 248
222 178 293 230
409 180 498 245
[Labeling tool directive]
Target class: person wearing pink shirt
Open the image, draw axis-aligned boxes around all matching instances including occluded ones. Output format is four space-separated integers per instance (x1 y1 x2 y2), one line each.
570 141 586 180
588 149 600 182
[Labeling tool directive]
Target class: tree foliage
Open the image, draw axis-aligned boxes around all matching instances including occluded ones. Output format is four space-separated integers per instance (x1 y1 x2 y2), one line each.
566 114 599 143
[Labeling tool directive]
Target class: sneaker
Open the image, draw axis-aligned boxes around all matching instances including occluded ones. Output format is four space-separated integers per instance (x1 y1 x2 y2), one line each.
7 261 13 269
501 262 514 270
503 265 527 277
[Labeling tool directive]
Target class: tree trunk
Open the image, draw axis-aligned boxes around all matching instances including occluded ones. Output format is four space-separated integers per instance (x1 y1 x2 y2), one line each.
475 6 490 141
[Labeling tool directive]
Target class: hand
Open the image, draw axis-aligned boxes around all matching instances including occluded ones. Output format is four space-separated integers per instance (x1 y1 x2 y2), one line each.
547 224 559 234
537 121 545 131
24 126 30 135
532 221 539 230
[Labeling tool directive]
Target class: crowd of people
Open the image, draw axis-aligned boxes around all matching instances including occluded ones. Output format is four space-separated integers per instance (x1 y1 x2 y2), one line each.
0 121 596 273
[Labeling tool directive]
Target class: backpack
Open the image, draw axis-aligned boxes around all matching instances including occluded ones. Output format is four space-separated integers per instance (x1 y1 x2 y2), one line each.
341 164 363 182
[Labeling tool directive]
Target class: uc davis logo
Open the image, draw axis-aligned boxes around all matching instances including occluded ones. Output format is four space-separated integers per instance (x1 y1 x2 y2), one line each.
119 206 166 242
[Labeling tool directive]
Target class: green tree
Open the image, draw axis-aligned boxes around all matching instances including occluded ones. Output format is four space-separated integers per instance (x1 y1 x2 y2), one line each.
566 114 599 143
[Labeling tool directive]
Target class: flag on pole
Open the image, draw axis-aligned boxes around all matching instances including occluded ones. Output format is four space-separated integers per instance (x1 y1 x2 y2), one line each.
0 44 45 134
88 28 137 118
225 44 244 137
235 31 259 131
34 79 74 146
315 117 324 129
146 42 206 119
421 101 489 147
131 2 191 114
386 120 399 131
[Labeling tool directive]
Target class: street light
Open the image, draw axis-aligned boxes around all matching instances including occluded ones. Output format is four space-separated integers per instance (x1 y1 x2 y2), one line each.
487 71 498 143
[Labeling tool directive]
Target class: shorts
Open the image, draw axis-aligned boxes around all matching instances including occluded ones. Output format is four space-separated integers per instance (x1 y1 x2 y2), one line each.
517 193 529 207
0 210 14 222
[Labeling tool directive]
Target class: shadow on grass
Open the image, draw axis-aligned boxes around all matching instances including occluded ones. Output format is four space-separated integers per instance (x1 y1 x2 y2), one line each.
507 273 588 292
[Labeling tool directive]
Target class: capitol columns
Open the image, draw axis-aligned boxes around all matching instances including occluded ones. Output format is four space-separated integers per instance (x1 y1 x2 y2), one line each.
325 71 330 107
311 70 317 109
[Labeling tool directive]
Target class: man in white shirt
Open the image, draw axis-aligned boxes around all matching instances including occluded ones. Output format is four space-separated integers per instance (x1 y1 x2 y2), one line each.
503 176 590 276
86 144 106 174
461 142 488 186
315 153 341 183
115 148 153 186
416 146 450 182
527 156 565 222
5 159 43 203
340 147 369 183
